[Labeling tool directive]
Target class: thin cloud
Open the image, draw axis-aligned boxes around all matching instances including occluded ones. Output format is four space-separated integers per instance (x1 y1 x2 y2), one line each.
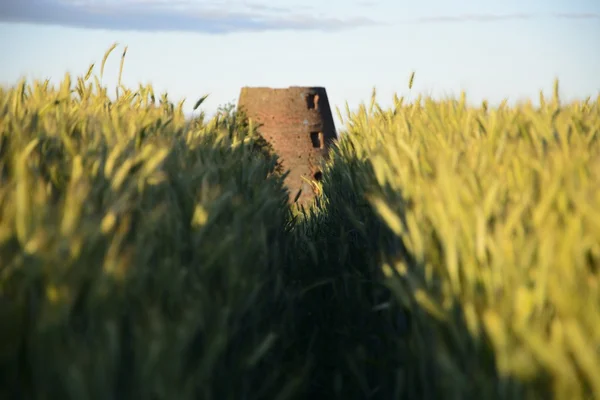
408 12 600 24
0 0 378 34
551 12 600 20
414 13 534 23
354 1 378 6
243 3 293 13
1 1 598 33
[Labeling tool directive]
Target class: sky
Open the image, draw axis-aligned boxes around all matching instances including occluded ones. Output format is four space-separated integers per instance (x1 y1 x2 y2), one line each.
1 0 599 124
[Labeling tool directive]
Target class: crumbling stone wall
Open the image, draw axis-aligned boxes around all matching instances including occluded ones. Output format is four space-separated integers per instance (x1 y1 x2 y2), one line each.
237 86 338 205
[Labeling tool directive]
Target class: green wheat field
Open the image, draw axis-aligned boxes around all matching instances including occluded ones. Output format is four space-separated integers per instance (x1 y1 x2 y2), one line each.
1 44 599 400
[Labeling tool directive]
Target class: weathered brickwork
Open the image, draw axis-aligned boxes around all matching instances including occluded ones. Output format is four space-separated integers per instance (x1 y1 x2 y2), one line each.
237 86 338 205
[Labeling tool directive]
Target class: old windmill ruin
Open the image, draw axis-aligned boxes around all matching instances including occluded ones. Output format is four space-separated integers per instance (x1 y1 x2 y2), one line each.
237 86 338 205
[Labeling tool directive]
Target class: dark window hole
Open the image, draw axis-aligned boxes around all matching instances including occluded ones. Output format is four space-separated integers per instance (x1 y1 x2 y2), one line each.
310 132 323 148
306 93 319 109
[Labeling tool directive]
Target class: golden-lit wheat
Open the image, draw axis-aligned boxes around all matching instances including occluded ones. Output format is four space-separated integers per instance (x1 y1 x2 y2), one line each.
1 46 598 399
318 72 600 399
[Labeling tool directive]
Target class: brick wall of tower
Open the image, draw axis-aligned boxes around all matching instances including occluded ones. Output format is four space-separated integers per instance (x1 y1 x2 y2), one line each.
237 86 338 205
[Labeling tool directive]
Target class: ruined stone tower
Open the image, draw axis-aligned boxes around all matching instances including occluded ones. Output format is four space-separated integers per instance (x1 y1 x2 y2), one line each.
237 86 337 205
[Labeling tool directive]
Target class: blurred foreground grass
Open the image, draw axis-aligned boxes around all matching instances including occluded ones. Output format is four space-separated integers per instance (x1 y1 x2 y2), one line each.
0 46 598 399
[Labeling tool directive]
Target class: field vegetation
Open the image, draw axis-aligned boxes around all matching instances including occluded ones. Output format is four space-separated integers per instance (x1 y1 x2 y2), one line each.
1 45 599 399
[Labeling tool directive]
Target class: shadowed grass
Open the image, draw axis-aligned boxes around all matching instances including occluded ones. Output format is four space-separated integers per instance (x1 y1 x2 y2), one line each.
1 45 599 400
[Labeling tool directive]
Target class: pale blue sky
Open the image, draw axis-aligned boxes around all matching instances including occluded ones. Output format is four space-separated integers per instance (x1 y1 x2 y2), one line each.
1 0 599 123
